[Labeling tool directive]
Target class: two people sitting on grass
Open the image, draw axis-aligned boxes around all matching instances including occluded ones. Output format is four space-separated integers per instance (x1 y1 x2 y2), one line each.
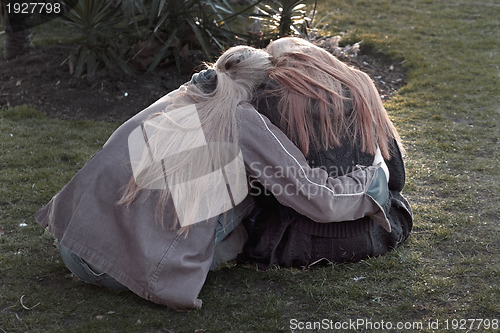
35 39 411 310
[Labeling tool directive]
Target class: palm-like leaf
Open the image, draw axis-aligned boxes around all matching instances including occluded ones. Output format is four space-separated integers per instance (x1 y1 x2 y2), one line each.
60 0 133 79
251 0 310 39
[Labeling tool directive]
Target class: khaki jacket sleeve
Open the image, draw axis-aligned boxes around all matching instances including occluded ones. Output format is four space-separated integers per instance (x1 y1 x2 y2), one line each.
237 103 391 232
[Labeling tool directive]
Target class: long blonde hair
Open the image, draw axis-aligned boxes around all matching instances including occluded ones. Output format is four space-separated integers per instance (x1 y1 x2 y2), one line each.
265 37 402 159
119 46 271 230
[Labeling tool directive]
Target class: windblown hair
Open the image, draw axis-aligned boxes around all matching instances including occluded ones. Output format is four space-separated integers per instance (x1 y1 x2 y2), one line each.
119 46 271 231
265 37 403 159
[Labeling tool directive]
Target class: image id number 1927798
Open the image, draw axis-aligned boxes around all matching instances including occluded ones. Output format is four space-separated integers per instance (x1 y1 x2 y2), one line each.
5 2 61 15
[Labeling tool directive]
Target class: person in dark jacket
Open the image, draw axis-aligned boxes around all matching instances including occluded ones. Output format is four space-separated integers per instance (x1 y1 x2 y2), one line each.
241 37 413 269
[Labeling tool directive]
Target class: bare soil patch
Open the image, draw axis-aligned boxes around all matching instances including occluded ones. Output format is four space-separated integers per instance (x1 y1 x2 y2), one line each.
0 43 406 122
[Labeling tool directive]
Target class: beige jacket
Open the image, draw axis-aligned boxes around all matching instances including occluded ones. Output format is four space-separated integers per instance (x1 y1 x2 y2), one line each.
35 85 389 310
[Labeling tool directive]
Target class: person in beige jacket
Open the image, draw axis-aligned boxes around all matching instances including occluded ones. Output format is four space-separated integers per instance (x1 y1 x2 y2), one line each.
35 46 390 310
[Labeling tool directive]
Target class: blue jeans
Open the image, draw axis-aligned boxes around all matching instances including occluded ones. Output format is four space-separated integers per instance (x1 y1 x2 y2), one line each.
214 195 254 245
58 241 128 290
58 195 255 289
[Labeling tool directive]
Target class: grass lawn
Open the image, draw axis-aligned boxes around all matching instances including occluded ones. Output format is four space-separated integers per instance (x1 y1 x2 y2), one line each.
1 0 499 332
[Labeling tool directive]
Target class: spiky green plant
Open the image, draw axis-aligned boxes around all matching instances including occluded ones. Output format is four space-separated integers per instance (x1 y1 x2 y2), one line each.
141 0 261 70
59 0 134 78
58 0 262 78
251 0 315 39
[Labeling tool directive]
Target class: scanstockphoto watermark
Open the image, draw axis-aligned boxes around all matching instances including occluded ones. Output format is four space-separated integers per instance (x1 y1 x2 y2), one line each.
248 161 368 198
290 318 424 331
289 318 499 331
249 161 363 180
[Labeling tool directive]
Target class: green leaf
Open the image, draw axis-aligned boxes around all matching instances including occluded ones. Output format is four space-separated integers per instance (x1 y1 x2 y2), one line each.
186 18 214 60
147 28 178 72
86 52 97 79
74 45 88 77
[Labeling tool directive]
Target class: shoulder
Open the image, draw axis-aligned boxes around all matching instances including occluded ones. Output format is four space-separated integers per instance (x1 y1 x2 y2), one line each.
235 102 281 142
235 103 284 157
103 88 186 149
236 102 266 124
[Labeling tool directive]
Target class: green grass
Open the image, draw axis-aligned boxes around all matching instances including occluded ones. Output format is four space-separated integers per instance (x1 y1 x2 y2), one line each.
1 1 499 332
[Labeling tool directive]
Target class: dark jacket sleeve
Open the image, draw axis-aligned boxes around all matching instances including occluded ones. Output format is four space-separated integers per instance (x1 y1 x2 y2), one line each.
386 138 406 192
